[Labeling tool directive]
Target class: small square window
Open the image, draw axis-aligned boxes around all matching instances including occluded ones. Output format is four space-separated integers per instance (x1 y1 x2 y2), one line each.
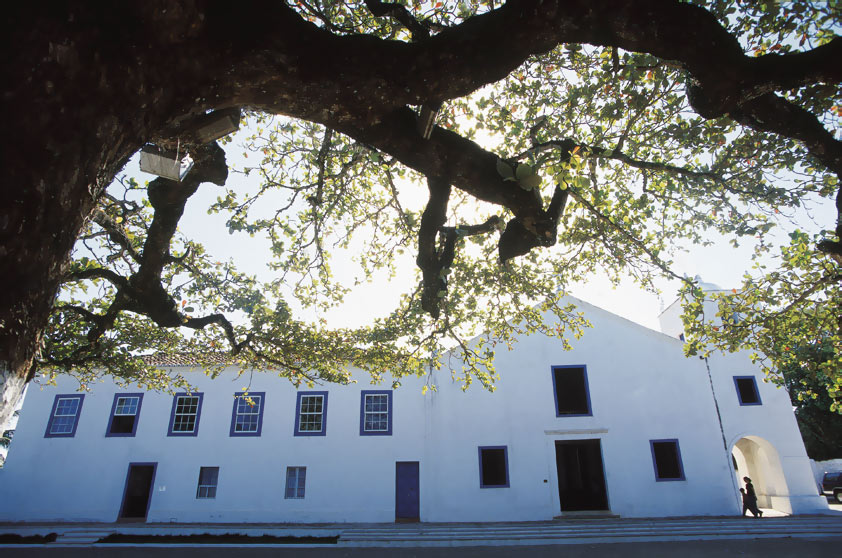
551 365 592 416
196 466 219 499
360 391 392 436
294 392 327 436
45 394 85 438
106 394 143 437
650 439 685 481
734 376 762 406
285 466 306 499
478 446 510 488
167 393 203 436
229 392 265 437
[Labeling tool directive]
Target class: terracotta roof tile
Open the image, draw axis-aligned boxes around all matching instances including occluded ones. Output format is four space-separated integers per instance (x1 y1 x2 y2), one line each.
140 353 230 366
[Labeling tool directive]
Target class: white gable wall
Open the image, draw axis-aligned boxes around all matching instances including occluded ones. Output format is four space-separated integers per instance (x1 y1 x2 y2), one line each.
657 289 824 514
707 348 823 514
422 297 738 521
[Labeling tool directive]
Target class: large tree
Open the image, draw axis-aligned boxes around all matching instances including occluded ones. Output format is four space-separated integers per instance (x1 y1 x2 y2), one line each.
776 341 842 459
2 0 841 427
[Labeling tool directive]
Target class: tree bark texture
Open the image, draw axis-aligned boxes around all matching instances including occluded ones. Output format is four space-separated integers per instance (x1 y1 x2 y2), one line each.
1 0 839 427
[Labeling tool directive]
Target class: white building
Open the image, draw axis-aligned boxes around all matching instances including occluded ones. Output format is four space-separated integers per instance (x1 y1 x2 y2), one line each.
0 292 828 523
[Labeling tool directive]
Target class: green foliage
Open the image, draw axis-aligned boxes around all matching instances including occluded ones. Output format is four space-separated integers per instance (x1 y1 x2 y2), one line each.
681 231 841 411
42 1 841 400
779 342 842 459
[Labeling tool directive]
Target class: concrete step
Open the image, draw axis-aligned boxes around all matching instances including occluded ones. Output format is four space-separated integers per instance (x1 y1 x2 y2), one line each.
54 530 114 545
339 517 842 545
4 516 840 548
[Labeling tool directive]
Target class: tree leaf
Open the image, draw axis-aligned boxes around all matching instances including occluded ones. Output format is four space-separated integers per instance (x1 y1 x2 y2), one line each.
515 163 534 180
496 159 514 179
518 174 542 191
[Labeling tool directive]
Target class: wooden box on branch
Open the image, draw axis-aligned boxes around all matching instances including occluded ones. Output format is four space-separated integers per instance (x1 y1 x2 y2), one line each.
139 145 194 181
190 108 241 144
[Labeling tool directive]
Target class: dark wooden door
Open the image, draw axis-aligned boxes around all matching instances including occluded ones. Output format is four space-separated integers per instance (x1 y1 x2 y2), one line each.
555 440 608 511
119 463 156 520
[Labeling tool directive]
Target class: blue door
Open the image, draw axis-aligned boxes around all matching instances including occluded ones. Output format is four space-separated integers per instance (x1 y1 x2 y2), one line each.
395 461 420 522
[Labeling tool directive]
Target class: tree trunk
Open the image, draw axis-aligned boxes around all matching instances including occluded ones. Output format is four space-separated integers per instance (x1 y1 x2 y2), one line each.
1 4 154 427
0 118 131 428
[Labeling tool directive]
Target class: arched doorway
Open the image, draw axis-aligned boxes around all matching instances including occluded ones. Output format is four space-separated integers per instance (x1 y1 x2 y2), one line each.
731 436 792 514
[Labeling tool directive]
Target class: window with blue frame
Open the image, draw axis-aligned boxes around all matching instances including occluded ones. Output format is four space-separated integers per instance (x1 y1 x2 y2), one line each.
734 376 762 406
167 393 203 436
106 393 143 437
285 466 306 499
230 392 265 436
478 446 510 488
551 365 592 416
650 439 685 481
45 394 84 438
360 390 392 435
294 392 327 436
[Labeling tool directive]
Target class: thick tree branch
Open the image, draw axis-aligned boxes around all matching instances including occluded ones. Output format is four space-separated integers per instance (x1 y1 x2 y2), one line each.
3 0 842 422
77 143 251 354
416 177 508 318
440 216 504 238
136 143 227 285
499 185 568 262
365 0 432 40
184 314 251 355
333 106 545 218
62 267 130 289
239 1 841 233
746 37 842 96
417 177 452 319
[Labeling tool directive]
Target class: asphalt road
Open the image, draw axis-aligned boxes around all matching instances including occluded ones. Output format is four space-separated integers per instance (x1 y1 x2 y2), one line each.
3 538 840 558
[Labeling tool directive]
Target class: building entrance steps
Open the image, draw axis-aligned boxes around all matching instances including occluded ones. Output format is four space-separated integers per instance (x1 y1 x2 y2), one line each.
338 515 842 546
1 514 842 548
54 529 116 545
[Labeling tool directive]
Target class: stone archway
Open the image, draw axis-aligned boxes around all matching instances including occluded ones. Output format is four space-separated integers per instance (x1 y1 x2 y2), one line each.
731 436 792 514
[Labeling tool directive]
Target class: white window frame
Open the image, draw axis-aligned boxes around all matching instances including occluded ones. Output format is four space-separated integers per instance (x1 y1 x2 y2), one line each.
170 394 201 435
295 392 327 436
196 466 219 499
107 394 143 437
231 393 264 436
47 396 83 436
361 392 392 435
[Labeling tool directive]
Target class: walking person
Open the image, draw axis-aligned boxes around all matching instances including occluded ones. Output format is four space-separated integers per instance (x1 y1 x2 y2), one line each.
743 477 763 517
740 488 757 517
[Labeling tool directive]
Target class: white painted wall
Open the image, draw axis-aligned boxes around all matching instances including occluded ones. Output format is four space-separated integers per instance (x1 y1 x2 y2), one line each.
658 286 826 514
424 298 739 521
0 295 826 523
0 370 430 523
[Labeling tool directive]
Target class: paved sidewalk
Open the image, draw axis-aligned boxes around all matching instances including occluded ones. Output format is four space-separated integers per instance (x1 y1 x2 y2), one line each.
2 513 842 548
